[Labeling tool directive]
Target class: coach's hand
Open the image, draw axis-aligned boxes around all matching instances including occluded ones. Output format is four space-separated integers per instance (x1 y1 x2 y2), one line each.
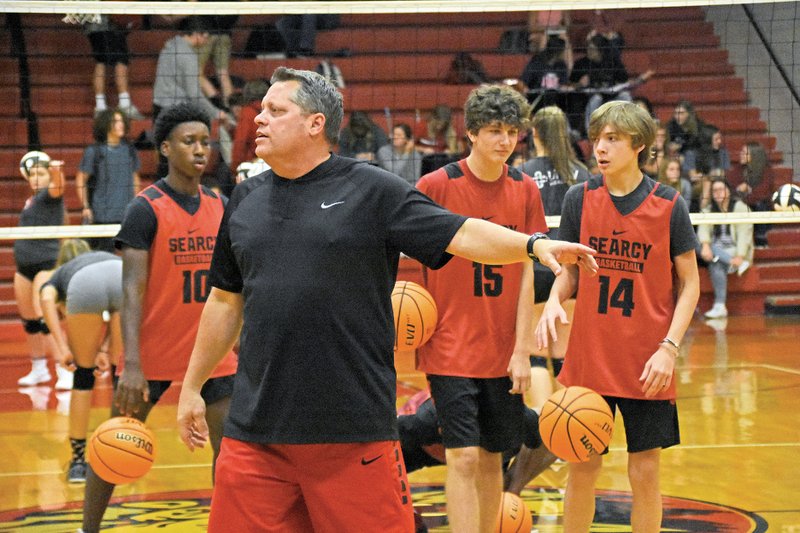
534 239 598 277
177 388 209 451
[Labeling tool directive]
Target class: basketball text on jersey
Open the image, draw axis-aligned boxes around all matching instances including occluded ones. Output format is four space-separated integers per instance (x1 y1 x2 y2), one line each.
588 235 653 273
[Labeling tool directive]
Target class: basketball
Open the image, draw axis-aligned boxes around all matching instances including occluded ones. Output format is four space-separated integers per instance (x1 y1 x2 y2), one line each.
772 183 800 212
538 386 614 463
87 417 157 484
391 281 437 351
495 491 532 533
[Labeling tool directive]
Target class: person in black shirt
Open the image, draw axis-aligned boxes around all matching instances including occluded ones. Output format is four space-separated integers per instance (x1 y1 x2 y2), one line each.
14 151 70 390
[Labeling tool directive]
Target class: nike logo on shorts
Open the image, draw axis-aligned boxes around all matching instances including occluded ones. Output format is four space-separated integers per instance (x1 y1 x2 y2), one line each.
361 454 382 465
321 201 345 209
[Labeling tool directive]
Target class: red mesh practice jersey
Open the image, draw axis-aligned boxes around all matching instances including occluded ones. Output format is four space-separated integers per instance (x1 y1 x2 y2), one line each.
416 161 547 378
559 179 677 399
134 184 237 380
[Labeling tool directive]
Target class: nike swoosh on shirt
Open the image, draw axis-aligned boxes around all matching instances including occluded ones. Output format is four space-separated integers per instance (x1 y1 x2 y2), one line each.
612 229 627 235
361 454 383 466
321 201 345 209
188 228 200 234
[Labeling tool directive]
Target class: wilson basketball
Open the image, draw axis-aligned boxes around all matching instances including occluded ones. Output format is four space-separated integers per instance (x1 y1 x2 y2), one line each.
538 386 614 463
495 491 532 533
87 417 157 484
392 281 437 351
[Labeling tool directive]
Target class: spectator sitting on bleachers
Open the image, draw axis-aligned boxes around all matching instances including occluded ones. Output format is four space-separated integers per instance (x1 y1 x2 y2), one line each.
376 123 423 185
728 141 773 245
684 124 731 210
641 122 673 176
414 104 465 156
337 111 389 161
666 99 704 155
728 141 772 211
569 32 653 136
520 33 573 92
230 79 270 174
657 157 692 205
697 176 754 319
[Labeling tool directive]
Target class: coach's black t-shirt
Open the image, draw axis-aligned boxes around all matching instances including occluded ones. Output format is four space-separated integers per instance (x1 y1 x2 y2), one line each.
211 154 467 444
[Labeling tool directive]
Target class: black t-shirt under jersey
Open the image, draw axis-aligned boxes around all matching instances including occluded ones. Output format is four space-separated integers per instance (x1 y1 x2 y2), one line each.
211 154 467 444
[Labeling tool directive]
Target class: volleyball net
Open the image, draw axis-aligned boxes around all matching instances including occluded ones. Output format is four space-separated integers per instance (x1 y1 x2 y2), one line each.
1 0 798 241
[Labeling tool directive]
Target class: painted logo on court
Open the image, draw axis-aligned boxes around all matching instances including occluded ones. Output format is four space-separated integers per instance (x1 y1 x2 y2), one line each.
0 486 768 531
412 485 768 532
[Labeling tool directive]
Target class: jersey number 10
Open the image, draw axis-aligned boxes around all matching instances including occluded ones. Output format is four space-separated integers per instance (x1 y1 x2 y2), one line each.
182 269 211 303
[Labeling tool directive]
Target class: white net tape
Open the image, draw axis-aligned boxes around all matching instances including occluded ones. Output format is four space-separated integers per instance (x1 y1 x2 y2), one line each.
1 212 798 241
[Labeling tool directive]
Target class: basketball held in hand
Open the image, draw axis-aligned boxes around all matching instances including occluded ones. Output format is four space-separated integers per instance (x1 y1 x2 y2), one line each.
391 281 437 351
538 386 614 463
87 417 157 484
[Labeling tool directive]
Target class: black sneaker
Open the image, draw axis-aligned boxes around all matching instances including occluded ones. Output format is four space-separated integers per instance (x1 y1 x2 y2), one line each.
67 460 87 483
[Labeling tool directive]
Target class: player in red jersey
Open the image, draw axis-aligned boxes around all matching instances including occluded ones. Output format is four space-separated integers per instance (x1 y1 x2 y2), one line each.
81 103 237 533
536 101 699 532
416 84 548 533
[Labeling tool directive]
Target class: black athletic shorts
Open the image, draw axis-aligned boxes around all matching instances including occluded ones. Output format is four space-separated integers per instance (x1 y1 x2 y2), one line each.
428 374 523 453
148 375 235 406
529 355 564 377
88 30 130 65
16 259 57 282
533 262 556 304
603 396 680 453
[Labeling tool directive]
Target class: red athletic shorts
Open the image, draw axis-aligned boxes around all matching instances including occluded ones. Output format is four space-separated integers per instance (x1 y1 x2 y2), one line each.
208 437 415 533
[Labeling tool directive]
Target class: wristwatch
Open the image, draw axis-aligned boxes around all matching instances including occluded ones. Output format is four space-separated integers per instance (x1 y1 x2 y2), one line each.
526 232 549 263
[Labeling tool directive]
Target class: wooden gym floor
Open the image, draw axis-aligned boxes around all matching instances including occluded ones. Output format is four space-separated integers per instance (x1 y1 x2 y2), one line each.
0 314 798 532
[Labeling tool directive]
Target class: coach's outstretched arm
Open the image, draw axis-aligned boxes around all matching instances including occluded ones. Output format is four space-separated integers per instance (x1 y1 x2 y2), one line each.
177 287 243 452
446 218 598 276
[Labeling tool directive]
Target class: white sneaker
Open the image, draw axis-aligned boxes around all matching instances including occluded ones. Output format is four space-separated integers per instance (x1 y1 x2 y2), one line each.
737 260 751 276
55 366 74 391
18 361 51 387
704 303 728 319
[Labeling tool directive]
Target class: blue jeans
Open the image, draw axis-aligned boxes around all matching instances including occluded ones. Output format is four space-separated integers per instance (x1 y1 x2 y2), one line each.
708 242 736 304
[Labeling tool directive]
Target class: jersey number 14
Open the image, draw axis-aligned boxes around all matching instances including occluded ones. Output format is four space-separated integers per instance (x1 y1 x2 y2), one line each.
597 275 634 317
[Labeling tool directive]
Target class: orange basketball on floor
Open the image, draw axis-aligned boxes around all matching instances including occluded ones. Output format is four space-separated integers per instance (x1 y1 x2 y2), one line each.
495 491 532 533
392 281 437 351
538 386 614 463
87 417 157 484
